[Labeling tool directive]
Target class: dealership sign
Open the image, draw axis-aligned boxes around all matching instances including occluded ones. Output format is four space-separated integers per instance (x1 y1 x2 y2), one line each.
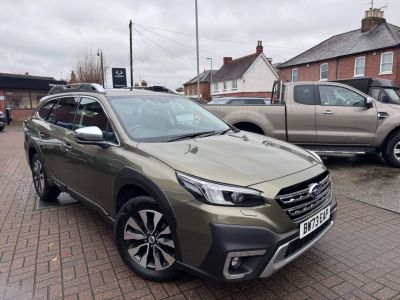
112 68 127 88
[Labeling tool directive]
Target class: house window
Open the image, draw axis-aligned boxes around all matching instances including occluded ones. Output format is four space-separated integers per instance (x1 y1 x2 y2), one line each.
320 63 328 80
232 79 238 90
214 82 218 92
223 81 227 91
380 52 393 74
191 87 195 95
354 57 365 77
291 68 298 82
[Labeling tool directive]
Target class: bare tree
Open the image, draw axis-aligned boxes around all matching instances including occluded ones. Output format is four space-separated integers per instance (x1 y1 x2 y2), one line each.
69 49 107 85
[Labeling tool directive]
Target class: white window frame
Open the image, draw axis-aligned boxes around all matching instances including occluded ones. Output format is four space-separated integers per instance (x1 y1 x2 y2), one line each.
354 56 365 77
291 68 298 82
223 81 227 91
320 63 329 81
232 79 238 90
214 82 218 92
380 52 393 75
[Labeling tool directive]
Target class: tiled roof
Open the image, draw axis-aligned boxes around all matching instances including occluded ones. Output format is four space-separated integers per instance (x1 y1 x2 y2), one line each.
184 70 218 85
278 22 400 68
213 53 259 82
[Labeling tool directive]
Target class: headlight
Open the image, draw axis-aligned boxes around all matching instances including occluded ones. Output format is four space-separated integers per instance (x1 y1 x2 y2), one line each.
308 150 323 163
176 172 264 207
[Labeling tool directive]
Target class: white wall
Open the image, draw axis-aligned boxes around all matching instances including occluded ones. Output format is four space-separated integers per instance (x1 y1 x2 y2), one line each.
211 55 278 96
242 56 277 92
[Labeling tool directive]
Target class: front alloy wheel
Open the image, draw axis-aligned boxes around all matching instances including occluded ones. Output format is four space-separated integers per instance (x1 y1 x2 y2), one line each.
383 132 400 167
124 209 175 271
115 196 178 281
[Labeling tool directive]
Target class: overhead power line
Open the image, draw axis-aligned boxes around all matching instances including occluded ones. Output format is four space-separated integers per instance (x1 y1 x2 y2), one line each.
133 22 306 50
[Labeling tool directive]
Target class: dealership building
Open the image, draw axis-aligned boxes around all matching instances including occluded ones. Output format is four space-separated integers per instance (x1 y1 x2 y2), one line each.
0 73 66 122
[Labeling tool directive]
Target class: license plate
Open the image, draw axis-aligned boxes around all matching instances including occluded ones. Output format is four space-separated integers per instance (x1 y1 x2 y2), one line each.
299 206 330 239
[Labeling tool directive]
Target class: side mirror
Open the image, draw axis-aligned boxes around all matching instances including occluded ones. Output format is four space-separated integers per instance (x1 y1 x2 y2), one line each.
74 126 105 145
365 97 374 109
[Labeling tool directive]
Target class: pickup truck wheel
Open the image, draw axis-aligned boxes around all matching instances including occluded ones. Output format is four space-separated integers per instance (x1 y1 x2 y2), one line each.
383 133 400 167
31 154 61 201
115 196 178 282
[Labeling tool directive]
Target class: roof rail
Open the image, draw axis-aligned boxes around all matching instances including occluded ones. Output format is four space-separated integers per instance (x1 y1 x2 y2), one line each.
48 83 106 95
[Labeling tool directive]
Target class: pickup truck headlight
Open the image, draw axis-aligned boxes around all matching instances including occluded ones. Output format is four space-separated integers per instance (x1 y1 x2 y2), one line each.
176 172 264 207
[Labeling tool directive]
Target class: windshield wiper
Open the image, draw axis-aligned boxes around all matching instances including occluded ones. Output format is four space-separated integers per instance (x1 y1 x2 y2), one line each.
166 129 231 142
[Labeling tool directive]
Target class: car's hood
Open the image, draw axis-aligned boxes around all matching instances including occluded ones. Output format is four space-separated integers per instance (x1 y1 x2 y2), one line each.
138 132 321 186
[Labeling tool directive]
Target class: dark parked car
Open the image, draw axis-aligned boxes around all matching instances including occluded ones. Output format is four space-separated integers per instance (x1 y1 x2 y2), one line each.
209 97 271 105
0 111 5 131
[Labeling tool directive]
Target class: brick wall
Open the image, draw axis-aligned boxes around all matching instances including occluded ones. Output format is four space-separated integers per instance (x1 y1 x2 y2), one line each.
0 90 5 112
278 47 400 85
184 82 211 100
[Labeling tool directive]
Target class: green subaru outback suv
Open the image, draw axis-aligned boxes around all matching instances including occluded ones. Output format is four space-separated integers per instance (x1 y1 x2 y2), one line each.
23 84 336 282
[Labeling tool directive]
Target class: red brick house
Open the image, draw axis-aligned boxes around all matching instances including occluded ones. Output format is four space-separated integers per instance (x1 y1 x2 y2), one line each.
278 8 400 86
183 70 217 101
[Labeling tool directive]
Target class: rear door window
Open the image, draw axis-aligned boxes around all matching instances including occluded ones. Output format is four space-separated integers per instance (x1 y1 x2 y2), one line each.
38 99 58 120
294 85 315 105
47 97 78 129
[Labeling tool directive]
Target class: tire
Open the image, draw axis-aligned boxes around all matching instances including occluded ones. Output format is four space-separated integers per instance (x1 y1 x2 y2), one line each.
31 153 61 201
0 127 4 132
115 196 178 282
382 132 400 167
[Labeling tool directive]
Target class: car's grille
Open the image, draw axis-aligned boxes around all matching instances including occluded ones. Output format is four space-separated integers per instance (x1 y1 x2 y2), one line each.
275 172 331 223
284 216 331 258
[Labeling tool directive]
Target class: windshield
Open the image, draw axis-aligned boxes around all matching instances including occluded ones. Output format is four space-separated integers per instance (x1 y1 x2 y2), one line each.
109 95 230 142
384 88 400 104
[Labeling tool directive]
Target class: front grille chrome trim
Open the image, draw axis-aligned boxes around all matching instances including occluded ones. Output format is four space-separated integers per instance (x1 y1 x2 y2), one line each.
275 174 332 223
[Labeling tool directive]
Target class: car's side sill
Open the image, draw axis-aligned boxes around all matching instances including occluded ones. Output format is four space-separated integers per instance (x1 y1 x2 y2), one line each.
52 179 115 225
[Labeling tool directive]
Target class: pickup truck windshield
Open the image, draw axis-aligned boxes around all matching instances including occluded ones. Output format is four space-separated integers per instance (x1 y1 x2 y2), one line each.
109 95 230 142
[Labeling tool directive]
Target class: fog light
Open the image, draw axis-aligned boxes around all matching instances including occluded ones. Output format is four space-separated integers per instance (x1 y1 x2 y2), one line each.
230 257 242 269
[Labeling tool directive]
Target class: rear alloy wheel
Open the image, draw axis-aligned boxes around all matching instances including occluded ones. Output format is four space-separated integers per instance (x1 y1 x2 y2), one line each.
383 132 400 168
115 197 178 281
31 154 60 201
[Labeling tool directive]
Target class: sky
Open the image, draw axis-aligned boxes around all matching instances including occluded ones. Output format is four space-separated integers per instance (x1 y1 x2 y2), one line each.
1 0 399 89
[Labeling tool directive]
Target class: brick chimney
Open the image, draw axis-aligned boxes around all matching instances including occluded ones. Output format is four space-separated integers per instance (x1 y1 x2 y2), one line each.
223 57 233 65
256 41 263 55
361 8 386 33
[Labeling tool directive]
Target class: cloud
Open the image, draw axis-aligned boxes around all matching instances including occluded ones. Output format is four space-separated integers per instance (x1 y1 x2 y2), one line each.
1 0 398 88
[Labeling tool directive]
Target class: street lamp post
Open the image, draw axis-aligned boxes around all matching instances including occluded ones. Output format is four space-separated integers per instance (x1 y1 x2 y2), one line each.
206 57 213 99
195 0 200 101
97 49 105 88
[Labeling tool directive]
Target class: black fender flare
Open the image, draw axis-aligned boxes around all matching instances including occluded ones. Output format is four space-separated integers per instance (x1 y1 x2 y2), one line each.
114 167 181 259
27 139 44 166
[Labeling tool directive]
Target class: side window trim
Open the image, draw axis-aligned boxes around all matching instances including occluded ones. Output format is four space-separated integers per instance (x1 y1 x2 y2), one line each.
75 95 121 147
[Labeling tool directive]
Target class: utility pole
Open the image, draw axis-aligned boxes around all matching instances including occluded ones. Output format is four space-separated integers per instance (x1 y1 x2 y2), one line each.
195 0 200 101
97 49 105 88
129 20 133 88
206 57 213 99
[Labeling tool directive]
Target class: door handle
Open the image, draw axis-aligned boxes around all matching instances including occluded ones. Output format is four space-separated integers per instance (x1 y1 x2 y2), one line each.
321 110 334 115
64 143 72 152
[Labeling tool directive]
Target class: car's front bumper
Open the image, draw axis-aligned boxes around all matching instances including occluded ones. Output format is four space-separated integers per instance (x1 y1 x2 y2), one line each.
176 200 336 282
